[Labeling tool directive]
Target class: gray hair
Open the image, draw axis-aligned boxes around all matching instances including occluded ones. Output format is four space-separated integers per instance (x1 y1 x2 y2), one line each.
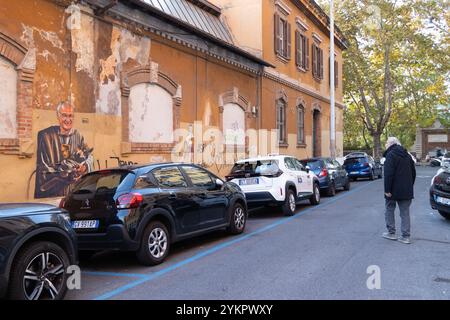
56 101 74 116
386 137 401 149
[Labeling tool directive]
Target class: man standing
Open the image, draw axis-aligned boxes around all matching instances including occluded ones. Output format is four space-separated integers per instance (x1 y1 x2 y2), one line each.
35 101 93 198
382 137 416 244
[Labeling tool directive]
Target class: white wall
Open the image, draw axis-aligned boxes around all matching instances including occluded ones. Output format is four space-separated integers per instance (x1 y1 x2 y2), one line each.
223 103 245 145
0 56 17 139
129 83 173 143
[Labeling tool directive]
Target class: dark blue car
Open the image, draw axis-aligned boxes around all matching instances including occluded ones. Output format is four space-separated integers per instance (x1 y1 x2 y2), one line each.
343 155 382 181
299 158 350 196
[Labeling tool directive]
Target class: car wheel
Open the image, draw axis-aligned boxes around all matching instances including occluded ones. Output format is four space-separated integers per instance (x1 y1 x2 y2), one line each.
310 183 321 205
327 181 336 197
282 189 297 216
9 241 70 300
344 178 351 191
438 210 450 220
136 221 170 266
227 202 247 234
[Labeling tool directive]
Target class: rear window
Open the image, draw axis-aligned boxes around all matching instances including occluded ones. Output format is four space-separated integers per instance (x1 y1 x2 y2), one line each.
300 160 323 171
70 170 135 195
344 157 367 165
230 160 280 176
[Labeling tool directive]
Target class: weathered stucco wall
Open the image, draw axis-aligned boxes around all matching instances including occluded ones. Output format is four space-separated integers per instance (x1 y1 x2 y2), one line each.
0 0 260 202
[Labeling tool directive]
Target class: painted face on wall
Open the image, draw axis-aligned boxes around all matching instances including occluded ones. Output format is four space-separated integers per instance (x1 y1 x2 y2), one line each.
58 104 74 134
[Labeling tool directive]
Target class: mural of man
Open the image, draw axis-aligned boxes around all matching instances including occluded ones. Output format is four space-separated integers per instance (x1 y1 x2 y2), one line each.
35 101 93 198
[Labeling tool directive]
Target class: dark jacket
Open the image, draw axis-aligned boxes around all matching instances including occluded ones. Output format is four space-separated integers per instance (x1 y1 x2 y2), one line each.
383 144 416 200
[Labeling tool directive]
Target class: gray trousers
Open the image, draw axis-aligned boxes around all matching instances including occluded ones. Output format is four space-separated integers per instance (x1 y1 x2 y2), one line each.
385 199 412 237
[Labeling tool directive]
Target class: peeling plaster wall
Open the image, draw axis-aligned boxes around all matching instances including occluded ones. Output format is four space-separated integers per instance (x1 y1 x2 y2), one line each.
0 56 18 139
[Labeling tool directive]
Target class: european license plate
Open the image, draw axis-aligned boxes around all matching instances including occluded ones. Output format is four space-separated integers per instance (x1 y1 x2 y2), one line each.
239 178 259 185
350 171 359 175
71 220 99 229
436 196 450 206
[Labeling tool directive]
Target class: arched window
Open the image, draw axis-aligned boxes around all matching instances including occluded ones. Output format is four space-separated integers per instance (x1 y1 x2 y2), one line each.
276 99 287 144
129 83 173 143
223 103 246 146
297 104 305 144
0 56 17 139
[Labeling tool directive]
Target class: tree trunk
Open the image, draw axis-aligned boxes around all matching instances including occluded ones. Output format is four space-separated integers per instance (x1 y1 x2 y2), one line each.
372 133 382 159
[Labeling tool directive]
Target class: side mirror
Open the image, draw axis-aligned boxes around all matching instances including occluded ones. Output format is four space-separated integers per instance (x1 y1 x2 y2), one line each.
305 166 310 173
216 178 224 188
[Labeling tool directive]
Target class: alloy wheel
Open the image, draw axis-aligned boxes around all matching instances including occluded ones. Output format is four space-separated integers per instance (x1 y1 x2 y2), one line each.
234 206 245 230
23 252 65 300
289 193 296 212
148 227 168 259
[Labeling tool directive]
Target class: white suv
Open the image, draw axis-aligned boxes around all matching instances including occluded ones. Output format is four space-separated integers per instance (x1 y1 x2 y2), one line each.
226 155 321 216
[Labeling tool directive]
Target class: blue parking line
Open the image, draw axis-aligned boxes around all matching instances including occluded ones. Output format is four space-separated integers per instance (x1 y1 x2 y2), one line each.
93 180 377 300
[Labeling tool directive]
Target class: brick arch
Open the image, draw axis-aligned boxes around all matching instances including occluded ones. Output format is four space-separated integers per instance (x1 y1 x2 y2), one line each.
0 31 35 157
121 63 182 154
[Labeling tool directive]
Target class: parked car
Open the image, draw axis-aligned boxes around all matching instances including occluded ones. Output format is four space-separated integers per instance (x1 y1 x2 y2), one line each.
299 157 350 196
225 155 320 216
343 155 383 181
430 168 450 220
61 163 247 266
0 203 78 300
441 152 450 168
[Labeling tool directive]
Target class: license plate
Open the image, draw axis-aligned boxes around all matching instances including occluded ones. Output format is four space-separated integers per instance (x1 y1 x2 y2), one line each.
436 196 450 206
350 171 359 175
239 178 259 185
71 220 99 229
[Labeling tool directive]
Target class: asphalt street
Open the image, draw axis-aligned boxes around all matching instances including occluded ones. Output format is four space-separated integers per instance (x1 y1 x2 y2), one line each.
66 166 450 300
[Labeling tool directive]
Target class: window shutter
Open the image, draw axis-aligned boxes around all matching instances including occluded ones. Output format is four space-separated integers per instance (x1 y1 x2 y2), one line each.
335 60 338 87
319 49 324 80
305 37 310 70
286 23 291 59
312 44 317 77
295 31 300 66
274 13 280 54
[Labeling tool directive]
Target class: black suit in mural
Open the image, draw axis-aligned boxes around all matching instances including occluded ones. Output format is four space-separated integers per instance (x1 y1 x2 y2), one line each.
35 126 93 198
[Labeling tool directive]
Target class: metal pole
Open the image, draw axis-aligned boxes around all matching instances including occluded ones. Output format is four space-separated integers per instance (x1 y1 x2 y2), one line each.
330 0 336 158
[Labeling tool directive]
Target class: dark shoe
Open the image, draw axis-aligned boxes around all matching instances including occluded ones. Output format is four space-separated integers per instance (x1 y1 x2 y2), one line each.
382 232 397 241
398 236 411 244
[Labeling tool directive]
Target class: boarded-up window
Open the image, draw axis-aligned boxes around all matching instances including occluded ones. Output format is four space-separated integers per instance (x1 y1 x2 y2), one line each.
129 83 173 143
0 56 17 139
223 103 246 146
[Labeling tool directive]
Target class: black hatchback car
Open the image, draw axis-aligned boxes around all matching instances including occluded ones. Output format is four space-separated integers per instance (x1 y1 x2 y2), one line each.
61 163 247 266
0 203 78 300
430 169 450 220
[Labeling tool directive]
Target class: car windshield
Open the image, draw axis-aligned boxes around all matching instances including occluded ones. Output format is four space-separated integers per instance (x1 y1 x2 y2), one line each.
70 170 135 195
230 160 280 176
344 157 367 165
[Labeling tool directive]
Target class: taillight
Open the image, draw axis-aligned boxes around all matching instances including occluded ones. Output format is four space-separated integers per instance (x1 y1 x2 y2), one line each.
116 193 143 209
363 162 369 167
434 176 443 185
59 198 66 208
319 168 328 177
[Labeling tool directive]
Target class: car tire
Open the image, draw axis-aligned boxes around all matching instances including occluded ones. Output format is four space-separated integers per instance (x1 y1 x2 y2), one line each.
438 210 450 220
344 178 351 191
136 221 170 266
309 183 321 205
351 177 357 182
227 202 247 234
9 241 70 300
282 189 297 216
327 181 336 197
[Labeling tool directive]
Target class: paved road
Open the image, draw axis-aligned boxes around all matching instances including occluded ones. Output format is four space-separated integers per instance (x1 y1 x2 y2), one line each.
67 166 450 300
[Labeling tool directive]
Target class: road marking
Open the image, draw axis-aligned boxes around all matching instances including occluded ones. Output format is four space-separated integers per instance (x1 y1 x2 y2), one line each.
92 180 377 300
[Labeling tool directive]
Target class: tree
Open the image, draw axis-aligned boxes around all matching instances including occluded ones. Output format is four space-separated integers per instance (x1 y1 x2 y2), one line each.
319 0 449 157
